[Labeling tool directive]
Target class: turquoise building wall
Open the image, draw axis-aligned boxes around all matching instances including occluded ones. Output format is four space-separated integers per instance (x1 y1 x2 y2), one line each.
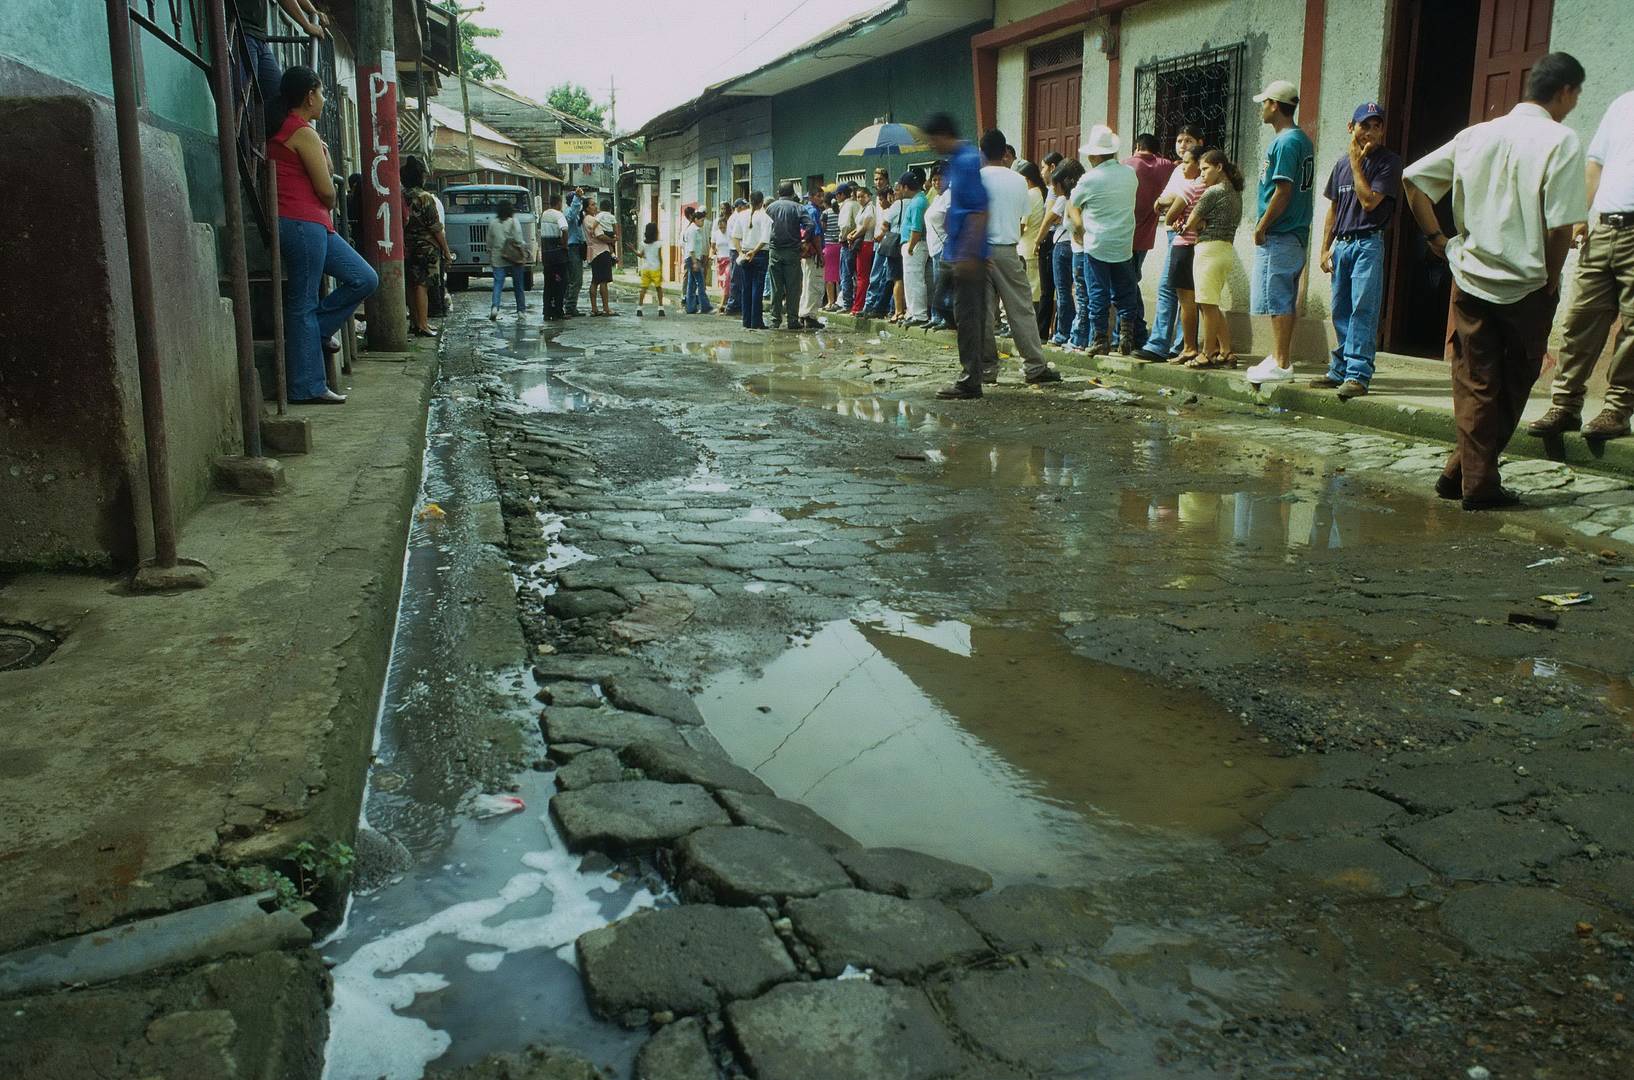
769 26 987 188
0 1 224 225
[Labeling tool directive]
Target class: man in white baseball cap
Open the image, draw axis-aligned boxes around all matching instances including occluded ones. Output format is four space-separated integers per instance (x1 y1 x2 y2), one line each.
1067 124 1147 354
1244 79 1316 389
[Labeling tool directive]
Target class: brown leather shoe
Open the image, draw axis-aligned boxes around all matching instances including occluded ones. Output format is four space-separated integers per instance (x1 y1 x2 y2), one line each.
1527 406 1581 436
1583 409 1632 440
1336 379 1369 399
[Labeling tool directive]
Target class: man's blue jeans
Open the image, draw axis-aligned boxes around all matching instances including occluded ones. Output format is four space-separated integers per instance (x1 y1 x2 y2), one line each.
1051 242 1075 343
838 242 856 309
491 265 525 311
726 249 743 312
1146 230 1180 355
1326 231 1386 385
740 251 768 328
1087 253 1148 351
683 260 712 312
1069 252 1095 348
279 219 378 400
863 243 893 313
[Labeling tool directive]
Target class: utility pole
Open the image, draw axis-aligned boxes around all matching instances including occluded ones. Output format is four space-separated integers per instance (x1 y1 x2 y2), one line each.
457 20 476 170
454 6 485 176
357 0 408 350
609 75 620 266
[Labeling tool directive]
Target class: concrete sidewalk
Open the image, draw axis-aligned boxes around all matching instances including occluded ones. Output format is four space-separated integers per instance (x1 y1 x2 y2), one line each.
815 307 1634 479
0 343 434 955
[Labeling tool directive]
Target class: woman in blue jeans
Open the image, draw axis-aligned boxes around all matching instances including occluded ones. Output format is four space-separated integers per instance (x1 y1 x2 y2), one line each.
271 66 377 404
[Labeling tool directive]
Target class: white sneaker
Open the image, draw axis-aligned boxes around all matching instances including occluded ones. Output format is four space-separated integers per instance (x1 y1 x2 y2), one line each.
489 307 499 321
1246 358 1293 386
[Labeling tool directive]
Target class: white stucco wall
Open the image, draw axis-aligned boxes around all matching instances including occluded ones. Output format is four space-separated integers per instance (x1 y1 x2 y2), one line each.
1116 0 1313 324
638 126 702 277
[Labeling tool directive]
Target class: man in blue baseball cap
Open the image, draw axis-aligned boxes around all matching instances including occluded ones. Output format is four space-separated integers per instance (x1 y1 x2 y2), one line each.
1312 101 1403 399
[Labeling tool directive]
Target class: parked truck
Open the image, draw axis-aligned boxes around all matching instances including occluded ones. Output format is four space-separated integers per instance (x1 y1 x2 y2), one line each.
440 183 539 292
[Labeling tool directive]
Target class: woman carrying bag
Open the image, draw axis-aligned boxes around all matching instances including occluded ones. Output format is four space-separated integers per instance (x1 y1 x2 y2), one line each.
487 200 529 320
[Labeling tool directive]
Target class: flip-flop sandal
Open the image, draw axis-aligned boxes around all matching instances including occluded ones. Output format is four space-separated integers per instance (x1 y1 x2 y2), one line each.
1218 353 1241 369
1185 354 1222 370
1170 351 1199 366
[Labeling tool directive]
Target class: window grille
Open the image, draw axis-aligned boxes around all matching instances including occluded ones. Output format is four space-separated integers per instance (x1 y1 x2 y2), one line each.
836 169 865 187
1028 35 1082 73
1133 43 1246 162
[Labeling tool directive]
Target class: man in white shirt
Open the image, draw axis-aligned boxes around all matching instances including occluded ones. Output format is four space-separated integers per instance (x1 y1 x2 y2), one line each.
925 166 953 329
1403 52 1588 510
724 198 750 314
1529 86 1634 439
1069 124 1146 355
979 128 1058 384
536 192 570 319
738 190 773 329
835 184 861 310
678 208 706 314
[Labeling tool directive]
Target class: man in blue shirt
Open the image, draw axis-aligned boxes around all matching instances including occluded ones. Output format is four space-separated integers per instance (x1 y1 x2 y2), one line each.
1244 80 1316 387
564 188 587 317
1313 103 1402 398
924 113 990 399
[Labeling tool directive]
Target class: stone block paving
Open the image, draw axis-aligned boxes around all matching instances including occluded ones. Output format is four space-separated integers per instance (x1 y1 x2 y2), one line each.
477 333 1634 1077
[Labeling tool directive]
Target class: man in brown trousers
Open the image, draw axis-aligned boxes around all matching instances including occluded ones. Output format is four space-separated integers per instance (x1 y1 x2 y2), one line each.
1402 53 1588 510
1528 84 1634 440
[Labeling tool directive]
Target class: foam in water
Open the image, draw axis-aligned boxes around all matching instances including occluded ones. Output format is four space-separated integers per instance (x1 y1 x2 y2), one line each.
322 835 659 1080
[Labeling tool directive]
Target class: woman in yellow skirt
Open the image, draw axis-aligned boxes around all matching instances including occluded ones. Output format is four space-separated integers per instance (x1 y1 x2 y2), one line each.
1185 148 1246 369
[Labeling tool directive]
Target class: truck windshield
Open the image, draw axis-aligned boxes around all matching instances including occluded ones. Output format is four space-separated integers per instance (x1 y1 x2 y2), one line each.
446 191 528 215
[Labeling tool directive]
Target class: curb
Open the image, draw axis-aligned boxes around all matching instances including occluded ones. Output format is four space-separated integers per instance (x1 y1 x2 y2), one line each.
814 308 1634 480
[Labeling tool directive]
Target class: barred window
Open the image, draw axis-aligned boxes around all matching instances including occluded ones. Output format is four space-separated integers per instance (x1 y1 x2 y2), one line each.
1133 43 1246 161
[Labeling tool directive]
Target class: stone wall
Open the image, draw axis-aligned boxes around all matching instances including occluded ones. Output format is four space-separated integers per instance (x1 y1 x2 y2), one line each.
0 93 240 569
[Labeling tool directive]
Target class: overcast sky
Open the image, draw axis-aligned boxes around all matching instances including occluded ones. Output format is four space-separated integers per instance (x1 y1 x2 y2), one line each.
472 0 882 132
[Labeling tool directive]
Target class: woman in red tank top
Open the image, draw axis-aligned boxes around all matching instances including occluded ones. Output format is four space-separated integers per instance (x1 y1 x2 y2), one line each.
272 66 378 404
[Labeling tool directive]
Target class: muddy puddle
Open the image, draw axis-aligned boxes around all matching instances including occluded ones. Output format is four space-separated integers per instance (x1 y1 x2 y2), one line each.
699 608 1311 883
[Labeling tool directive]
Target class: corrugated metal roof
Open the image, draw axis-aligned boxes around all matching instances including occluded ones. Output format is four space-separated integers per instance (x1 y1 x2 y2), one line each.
406 97 520 147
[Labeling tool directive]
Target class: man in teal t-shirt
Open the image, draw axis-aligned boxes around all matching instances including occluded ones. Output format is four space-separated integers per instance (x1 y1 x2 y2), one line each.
1245 79 1317 388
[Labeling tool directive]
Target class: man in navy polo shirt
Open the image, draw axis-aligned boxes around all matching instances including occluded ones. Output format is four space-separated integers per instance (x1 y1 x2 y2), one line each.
1313 102 1403 399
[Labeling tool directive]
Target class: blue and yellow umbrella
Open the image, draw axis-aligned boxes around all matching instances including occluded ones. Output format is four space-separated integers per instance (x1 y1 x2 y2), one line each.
838 120 929 157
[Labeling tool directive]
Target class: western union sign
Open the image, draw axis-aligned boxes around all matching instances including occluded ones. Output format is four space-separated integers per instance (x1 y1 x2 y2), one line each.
555 137 605 164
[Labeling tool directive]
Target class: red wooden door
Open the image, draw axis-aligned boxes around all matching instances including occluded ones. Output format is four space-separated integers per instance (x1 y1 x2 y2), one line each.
1026 37 1083 164
1470 0 1554 122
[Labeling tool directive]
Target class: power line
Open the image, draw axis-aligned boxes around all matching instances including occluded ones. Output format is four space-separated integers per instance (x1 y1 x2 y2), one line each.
706 0 809 78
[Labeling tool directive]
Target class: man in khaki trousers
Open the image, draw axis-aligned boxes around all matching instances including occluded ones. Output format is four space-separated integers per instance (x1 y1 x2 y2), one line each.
978 128 1061 385
1528 86 1634 440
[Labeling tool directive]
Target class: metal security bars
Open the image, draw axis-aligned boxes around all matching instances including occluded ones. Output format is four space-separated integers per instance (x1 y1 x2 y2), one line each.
126 0 210 69
1133 43 1246 160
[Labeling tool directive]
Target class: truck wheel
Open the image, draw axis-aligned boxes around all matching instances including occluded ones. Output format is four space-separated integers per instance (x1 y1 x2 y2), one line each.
523 270 535 290
448 273 469 293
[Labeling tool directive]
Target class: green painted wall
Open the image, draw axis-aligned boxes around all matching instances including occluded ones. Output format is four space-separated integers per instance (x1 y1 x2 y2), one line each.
1 2 227 233
770 25 988 188
0 0 217 134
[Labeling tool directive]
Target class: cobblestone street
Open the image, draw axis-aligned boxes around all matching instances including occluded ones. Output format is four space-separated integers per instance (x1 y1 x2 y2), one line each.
316 287 1634 1079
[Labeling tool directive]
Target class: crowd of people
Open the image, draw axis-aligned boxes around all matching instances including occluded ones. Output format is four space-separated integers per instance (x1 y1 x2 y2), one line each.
263 16 1634 521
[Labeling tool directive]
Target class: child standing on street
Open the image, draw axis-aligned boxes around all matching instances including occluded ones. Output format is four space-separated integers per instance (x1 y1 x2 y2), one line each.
1185 148 1246 369
637 222 666 317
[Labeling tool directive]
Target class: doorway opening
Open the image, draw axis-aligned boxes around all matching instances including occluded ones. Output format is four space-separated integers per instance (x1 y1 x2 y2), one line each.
1381 0 1481 357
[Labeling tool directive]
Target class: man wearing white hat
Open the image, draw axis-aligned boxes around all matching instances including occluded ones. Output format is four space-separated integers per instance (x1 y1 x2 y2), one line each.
1244 79 1316 388
1069 124 1147 354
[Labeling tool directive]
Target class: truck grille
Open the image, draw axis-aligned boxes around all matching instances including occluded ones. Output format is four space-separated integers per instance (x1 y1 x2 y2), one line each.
468 223 488 259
